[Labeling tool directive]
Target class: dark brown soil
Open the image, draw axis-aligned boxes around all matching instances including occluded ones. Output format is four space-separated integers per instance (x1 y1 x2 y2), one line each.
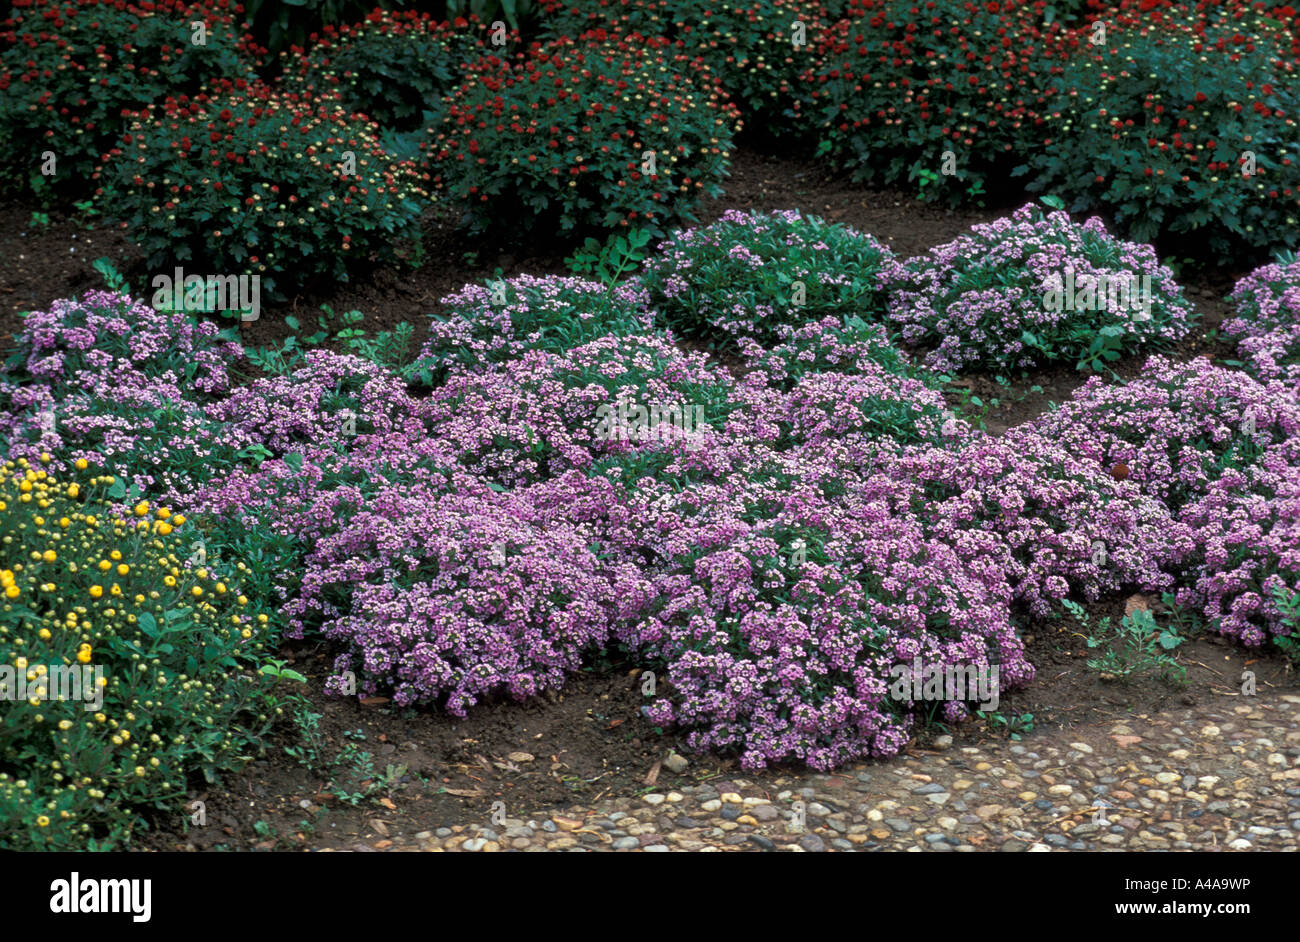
3 146 1291 852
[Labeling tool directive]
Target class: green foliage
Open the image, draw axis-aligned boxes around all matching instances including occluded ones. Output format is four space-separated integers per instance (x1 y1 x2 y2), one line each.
1066 600 1187 684
248 306 421 379
800 0 1065 206
92 259 129 295
282 702 395 806
242 0 403 60
280 12 509 133
639 209 899 349
565 229 654 288
447 0 537 32
1269 584 1300 665
258 659 309 684
1021 4 1300 260
0 463 282 850
976 710 1036 740
670 0 827 139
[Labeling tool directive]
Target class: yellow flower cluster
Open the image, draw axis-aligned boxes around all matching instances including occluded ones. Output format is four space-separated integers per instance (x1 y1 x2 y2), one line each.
0 457 278 849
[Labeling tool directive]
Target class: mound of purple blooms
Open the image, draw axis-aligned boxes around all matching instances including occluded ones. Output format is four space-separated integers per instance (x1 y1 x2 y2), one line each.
1027 356 1300 646
639 209 901 347
883 203 1196 374
416 273 656 381
1224 257 1300 395
0 291 244 497
8 202 1299 772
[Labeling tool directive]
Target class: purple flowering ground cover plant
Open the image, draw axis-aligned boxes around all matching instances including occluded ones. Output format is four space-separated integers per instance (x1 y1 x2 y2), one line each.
415 274 657 385
639 209 902 348
1026 356 1300 651
882 202 1196 375
612 448 1031 771
1224 256 1300 395
9 193 1297 778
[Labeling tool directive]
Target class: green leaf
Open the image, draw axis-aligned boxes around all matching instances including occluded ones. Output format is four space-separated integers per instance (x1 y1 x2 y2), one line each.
107 478 126 499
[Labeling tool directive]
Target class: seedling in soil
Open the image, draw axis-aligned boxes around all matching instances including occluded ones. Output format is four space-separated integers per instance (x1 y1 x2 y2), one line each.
1065 600 1187 684
976 710 1035 740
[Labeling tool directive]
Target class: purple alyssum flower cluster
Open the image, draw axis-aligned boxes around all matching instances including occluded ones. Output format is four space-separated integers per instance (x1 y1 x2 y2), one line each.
883 203 1196 374
1224 257 1300 394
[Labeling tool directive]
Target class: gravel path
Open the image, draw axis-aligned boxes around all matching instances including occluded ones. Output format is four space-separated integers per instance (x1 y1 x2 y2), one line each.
336 693 1300 852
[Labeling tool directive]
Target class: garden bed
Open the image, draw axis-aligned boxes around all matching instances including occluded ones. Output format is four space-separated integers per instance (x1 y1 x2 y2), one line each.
4 0 1299 855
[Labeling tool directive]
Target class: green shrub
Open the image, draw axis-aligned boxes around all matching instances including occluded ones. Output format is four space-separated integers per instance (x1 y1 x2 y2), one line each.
279 11 515 133
0 458 280 850
536 0 675 39
1020 1 1300 259
671 0 827 138
798 0 1067 204
0 0 260 203
93 79 430 300
424 30 740 241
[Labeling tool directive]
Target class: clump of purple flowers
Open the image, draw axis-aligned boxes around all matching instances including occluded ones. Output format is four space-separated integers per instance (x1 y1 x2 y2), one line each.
741 315 930 390
1027 356 1300 650
1174 438 1300 647
415 274 656 384
209 350 427 454
883 203 1196 374
9 290 242 398
1026 356 1300 509
426 333 737 487
1224 257 1300 394
615 456 1032 771
885 433 1192 618
639 209 902 347
287 473 644 714
0 290 246 496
